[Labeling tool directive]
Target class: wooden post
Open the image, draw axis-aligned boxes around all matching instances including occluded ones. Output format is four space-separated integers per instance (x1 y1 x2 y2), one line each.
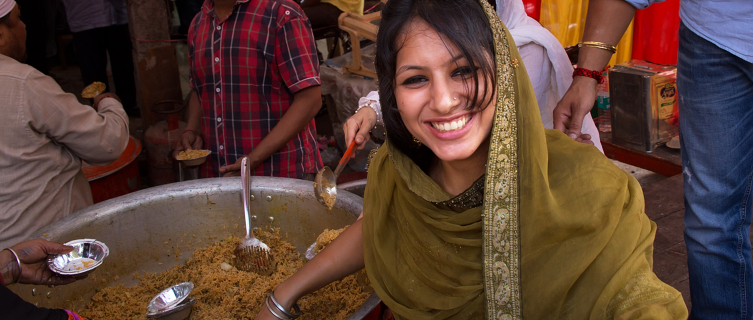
126 0 183 126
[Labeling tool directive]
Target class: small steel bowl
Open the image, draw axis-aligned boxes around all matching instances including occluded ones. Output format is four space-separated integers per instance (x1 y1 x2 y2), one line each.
147 296 196 320
47 239 109 276
176 150 211 167
146 282 195 318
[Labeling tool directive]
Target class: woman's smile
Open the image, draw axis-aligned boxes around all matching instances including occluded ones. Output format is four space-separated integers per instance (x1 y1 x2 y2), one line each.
427 113 475 138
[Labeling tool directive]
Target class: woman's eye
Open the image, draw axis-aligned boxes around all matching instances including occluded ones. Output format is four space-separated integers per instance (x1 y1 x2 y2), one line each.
401 76 427 85
452 67 475 78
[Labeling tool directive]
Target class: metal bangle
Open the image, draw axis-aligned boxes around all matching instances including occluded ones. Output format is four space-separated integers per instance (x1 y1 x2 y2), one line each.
270 291 301 319
578 41 617 53
266 296 293 320
3 248 21 283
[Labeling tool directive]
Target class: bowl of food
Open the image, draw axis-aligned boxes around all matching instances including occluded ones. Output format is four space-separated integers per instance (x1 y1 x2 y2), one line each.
175 149 211 167
47 239 109 276
81 82 106 99
146 282 195 319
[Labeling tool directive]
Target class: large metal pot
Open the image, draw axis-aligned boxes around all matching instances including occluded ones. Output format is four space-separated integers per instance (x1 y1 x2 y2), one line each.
9 177 374 316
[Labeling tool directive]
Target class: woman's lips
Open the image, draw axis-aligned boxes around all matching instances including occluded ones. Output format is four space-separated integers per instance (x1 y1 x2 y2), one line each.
426 113 475 139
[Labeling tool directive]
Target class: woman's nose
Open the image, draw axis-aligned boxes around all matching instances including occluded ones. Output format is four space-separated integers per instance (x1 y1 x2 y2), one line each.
431 78 460 115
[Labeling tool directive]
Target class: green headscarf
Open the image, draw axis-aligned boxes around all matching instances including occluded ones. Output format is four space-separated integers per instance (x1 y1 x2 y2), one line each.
362 0 687 319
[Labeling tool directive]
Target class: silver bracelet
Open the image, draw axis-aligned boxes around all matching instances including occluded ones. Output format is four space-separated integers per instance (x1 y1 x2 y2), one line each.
4 248 21 283
269 291 301 318
265 291 301 320
355 99 383 126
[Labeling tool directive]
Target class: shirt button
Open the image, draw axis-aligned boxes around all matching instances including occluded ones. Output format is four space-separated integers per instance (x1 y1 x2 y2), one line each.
215 57 220 63
216 88 221 93
217 117 222 123
285 10 290 15
219 145 224 150
217 26 222 31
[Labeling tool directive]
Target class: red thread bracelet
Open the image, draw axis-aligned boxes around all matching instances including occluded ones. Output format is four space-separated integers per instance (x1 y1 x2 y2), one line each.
573 68 604 84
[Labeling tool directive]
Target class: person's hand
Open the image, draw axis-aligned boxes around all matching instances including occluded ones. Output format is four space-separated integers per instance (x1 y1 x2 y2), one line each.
575 133 594 146
172 130 204 159
219 156 260 177
93 93 122 111
255 304 280 320
553 76 599 140
3 239 82 286
344 107 377 150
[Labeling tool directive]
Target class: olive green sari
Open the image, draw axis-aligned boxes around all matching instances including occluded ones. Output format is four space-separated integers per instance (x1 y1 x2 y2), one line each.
361 1 687 319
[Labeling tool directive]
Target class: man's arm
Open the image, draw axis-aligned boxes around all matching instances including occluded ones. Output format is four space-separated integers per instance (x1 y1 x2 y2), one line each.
552 0 637 138
25 70 129 166
219 86 321 176
174 91 204 157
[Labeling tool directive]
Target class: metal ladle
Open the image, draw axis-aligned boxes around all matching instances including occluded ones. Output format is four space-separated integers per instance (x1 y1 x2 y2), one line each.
314 140 357 209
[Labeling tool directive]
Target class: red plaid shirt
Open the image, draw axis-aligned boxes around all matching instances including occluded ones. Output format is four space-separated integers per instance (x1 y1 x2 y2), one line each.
189 0 323 178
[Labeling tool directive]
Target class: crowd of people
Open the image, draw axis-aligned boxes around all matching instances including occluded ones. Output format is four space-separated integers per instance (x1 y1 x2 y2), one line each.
1 0 751 318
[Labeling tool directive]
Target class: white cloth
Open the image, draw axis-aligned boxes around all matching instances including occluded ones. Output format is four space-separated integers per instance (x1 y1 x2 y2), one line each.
0 0 15 18
496 0 602 152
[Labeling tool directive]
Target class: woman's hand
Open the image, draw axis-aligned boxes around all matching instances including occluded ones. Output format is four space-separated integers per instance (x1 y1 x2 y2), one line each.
553 76 599 140
2 239 82 286
344 107 377 150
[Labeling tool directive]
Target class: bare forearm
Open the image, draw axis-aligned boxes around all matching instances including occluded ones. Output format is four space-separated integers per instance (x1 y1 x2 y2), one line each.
186 91 203 132
577 0 636 71
248 86 322 166
275 219 365 308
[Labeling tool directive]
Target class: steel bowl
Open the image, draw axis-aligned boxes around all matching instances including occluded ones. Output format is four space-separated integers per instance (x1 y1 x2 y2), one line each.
47 239 109 276
146 282 194 317
176 150 211 167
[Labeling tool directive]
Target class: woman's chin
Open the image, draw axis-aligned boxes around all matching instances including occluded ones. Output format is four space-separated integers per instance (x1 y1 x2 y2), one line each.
427 143 480 163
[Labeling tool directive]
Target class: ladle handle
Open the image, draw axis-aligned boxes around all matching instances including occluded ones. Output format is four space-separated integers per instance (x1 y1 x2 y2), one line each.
241 157 251 238
333 140 357 177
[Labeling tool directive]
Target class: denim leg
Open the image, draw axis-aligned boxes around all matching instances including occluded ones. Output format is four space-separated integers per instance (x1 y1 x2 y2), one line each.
678 22 753 319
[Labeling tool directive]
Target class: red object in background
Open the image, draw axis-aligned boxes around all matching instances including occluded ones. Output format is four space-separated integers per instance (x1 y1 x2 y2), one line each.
631 0 680 65
83 136 142 204
522 0 541 21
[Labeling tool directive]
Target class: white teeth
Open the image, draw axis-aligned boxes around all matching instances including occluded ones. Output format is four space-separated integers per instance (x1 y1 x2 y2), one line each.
432 115 471 132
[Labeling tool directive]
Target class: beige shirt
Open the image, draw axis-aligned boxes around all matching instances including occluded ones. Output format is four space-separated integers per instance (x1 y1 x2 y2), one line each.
0 54 129 248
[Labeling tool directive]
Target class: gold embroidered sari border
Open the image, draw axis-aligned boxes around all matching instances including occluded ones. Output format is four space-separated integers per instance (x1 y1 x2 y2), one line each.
478 0 522 319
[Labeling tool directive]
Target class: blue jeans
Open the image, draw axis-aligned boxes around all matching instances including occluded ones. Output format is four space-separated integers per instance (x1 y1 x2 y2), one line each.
678 22 753 318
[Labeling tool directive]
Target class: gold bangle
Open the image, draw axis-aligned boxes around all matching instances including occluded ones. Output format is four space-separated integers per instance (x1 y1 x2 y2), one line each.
578 41 617 53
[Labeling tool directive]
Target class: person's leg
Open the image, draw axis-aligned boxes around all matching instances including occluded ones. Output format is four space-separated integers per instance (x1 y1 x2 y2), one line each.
104 24 139 117
678 22 753 319
72 28 109 91
302 3 342 30
16 0 49 74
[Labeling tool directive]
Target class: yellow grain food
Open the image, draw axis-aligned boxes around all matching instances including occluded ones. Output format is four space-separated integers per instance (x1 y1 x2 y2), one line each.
78 230 369 320
81 82 106 98
314 226 347 253
176 149 210 160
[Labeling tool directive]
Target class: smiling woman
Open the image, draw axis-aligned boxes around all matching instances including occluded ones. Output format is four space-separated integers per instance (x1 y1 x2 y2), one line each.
255 0 688 319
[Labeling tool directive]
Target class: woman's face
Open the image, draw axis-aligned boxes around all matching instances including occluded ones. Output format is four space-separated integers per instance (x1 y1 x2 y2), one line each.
394 18 496 164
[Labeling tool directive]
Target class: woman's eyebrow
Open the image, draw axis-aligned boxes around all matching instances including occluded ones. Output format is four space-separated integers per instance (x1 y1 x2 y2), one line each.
396 55 466 76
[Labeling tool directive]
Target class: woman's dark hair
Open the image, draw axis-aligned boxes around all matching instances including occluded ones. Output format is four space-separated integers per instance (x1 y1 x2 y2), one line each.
377 0 497 170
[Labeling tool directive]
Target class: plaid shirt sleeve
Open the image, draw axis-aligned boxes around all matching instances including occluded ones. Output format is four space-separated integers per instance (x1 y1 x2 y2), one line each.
273 5 321 93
